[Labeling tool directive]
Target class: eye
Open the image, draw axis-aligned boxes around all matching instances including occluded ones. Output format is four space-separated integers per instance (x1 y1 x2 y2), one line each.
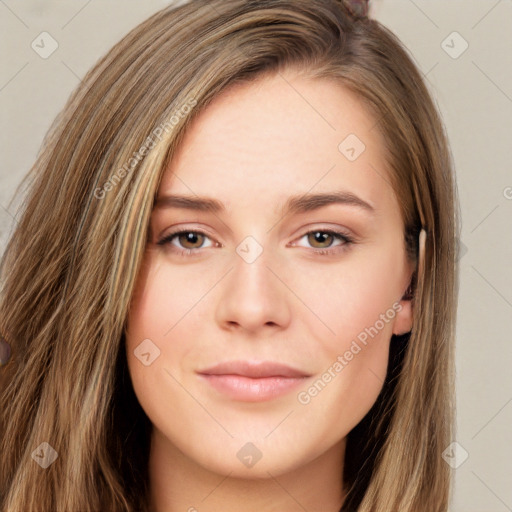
293 229 354 256
156 230 215 257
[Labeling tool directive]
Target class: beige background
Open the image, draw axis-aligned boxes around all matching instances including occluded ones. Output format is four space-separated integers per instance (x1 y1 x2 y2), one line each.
1 1 511 511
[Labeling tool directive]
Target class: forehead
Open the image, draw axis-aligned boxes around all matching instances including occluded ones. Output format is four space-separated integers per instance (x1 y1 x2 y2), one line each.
158 70 399 221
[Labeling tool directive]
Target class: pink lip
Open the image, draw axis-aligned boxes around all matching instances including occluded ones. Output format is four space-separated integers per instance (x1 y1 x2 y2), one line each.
197 360 311 402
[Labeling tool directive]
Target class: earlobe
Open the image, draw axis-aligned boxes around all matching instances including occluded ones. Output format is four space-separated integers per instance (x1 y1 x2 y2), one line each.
392 282 414 336
401 281 414 301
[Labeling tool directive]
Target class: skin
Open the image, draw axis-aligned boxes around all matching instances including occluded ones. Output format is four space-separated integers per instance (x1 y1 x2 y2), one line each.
125 68 415 512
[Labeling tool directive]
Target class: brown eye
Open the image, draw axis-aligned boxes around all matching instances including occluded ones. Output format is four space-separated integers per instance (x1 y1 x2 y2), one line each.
177 232 206 249
307 231 336 249
157 230 215 256
294 229 354 257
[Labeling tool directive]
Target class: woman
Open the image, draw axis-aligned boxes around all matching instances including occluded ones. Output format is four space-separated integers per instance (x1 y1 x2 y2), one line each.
0 0 460 510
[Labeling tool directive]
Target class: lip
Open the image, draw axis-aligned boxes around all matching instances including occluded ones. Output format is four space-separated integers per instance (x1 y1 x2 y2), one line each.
197 360 311 402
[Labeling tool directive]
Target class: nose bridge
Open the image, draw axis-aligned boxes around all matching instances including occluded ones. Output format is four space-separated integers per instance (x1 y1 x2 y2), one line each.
231 234 280 301
215 234 290 331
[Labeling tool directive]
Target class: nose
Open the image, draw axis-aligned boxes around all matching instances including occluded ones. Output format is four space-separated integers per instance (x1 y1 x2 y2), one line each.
214 244 291 334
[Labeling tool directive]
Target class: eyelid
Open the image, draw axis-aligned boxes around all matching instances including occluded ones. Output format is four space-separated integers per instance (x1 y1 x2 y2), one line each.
155 223 216 244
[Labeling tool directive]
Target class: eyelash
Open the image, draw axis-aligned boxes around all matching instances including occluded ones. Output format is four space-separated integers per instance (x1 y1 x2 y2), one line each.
156 228 355 258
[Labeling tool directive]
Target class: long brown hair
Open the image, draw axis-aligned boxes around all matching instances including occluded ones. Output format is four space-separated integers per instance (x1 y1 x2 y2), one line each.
0 1 460 510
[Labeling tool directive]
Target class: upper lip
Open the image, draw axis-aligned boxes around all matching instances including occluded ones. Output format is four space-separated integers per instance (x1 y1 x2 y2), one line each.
197 360 311 378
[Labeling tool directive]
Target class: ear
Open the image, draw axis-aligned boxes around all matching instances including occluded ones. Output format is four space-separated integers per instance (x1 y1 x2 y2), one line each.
392 228 427 336
392 275 415 336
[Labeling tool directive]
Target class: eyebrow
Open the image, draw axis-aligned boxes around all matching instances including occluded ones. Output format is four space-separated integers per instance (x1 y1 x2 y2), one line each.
154 190 377 217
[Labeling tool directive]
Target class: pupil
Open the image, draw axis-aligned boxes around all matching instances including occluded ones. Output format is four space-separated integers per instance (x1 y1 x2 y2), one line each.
182 232 201 247
311 231 331 247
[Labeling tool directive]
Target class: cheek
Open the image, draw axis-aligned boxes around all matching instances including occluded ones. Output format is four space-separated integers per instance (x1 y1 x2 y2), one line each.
125 261 175 391
295 276 396 440
126 256 201 356
297 250 401 411
125 279 188 435
302 250 402 350
125 258 209 409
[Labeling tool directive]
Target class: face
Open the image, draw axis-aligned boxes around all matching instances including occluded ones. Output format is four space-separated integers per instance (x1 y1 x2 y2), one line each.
125 69 415 479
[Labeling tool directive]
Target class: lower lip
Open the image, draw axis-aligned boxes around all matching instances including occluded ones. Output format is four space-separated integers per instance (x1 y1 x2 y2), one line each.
198 374 309 402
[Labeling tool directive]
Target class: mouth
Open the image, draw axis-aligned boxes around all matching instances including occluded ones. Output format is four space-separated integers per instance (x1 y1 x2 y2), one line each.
198 360 311 378
196 360 312 402
197 361 311 402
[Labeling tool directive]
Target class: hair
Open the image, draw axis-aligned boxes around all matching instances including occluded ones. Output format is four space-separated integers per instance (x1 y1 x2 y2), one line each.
0 0 460 510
